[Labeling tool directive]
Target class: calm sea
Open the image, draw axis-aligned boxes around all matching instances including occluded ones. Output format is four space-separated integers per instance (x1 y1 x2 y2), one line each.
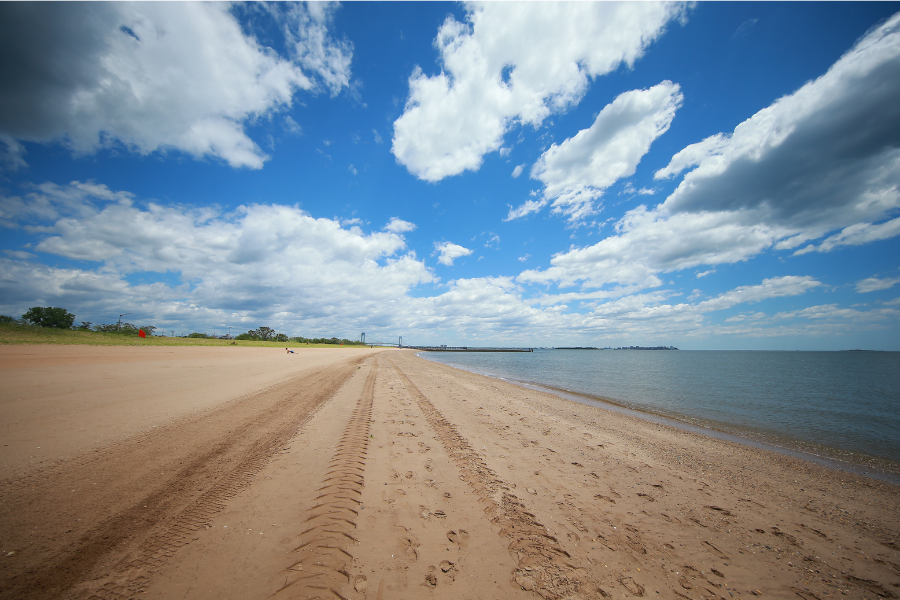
419 350 900 480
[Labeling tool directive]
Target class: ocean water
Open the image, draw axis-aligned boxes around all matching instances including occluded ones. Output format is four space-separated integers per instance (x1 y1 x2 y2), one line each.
420 350 900 477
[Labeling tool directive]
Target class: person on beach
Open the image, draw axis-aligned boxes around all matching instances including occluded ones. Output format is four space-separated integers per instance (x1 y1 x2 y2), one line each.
285 347 295 354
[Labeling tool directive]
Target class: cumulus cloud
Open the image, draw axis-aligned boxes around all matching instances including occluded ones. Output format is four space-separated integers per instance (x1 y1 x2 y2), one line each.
793 216 900 254
857 275 900 293
511 164 524 178
505 198 549 221
0 3 351 169
384 217 417 234
392 1 687 181
434 241 473 266
280 1 352 96
519 82 681 223
0 134 26 170
657 12 900 243
694 276 822 312
518 206 785 289
0 181 432 332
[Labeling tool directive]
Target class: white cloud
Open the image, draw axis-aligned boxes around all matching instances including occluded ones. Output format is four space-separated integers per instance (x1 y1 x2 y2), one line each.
434 241 473 266
280 2 352 96
348 164 358 175
857 275 900 293
524 82 682 223
518 254 531 262
0 180 134 227
653 133 730 180
384 217 416 234
518 206 785 289
0 3 351 169
657 12 900 243
505 198 548 221
694 276 822 312
0 134 26 171
392 2 687 181
511 164 524 178
794 216 900 255
284 116 303 136
0 182 433 331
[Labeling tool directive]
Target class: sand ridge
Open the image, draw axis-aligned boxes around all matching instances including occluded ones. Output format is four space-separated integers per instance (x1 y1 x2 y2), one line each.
1 347 898 599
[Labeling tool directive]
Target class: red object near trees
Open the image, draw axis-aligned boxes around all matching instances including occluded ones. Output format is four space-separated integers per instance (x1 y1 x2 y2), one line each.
138 329 146 338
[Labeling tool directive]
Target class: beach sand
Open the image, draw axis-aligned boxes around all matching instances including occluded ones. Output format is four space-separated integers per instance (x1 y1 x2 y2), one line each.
0 347 897 599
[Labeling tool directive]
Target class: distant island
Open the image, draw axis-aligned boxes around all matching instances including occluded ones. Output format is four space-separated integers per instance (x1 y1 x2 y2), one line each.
617 345 679 350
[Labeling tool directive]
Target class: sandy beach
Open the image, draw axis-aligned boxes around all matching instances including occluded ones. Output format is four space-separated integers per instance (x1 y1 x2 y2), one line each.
1 346 897 600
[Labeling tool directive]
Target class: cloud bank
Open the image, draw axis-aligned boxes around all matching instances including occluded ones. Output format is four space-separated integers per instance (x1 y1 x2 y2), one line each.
1 179 892 344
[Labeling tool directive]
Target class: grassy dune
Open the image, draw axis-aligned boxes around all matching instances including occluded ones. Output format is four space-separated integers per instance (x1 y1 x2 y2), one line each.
0 322 372 348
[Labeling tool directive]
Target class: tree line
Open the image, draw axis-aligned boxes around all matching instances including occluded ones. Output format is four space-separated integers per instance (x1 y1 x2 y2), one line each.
2 307 365 345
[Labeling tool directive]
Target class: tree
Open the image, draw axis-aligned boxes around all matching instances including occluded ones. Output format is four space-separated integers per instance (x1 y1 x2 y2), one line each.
249 326 276 341
22 306 75 329
78 321 92 330
140 325 157 336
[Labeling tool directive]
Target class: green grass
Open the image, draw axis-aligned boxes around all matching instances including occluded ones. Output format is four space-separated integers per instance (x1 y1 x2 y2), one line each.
0 322 374 348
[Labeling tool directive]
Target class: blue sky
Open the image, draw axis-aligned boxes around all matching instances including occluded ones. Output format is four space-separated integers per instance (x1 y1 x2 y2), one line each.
1 2 899 349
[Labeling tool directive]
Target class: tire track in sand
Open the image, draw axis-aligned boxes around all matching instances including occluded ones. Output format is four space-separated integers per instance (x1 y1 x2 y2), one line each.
0 358 364 600
388 358 598 600
270 364 377 600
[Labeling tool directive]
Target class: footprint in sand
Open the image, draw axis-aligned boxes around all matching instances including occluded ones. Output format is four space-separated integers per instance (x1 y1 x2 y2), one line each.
447 529 470 549
619 576 645 596
398 534 420 561
439 560 458 581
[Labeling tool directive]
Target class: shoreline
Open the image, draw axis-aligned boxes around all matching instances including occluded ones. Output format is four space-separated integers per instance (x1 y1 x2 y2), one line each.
418 350 900 486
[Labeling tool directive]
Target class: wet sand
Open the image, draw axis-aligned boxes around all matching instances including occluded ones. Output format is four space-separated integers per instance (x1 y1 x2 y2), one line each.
0 347 897 599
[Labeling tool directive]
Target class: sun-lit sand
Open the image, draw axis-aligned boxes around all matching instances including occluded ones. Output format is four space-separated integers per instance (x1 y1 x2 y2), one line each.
1 346 897 599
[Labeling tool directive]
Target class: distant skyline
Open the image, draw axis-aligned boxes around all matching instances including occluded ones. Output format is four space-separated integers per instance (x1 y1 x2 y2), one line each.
1 2 899 350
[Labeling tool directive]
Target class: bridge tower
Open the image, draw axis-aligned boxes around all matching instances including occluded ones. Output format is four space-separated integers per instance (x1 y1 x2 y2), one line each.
360 332 365 344
399 336 402 348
